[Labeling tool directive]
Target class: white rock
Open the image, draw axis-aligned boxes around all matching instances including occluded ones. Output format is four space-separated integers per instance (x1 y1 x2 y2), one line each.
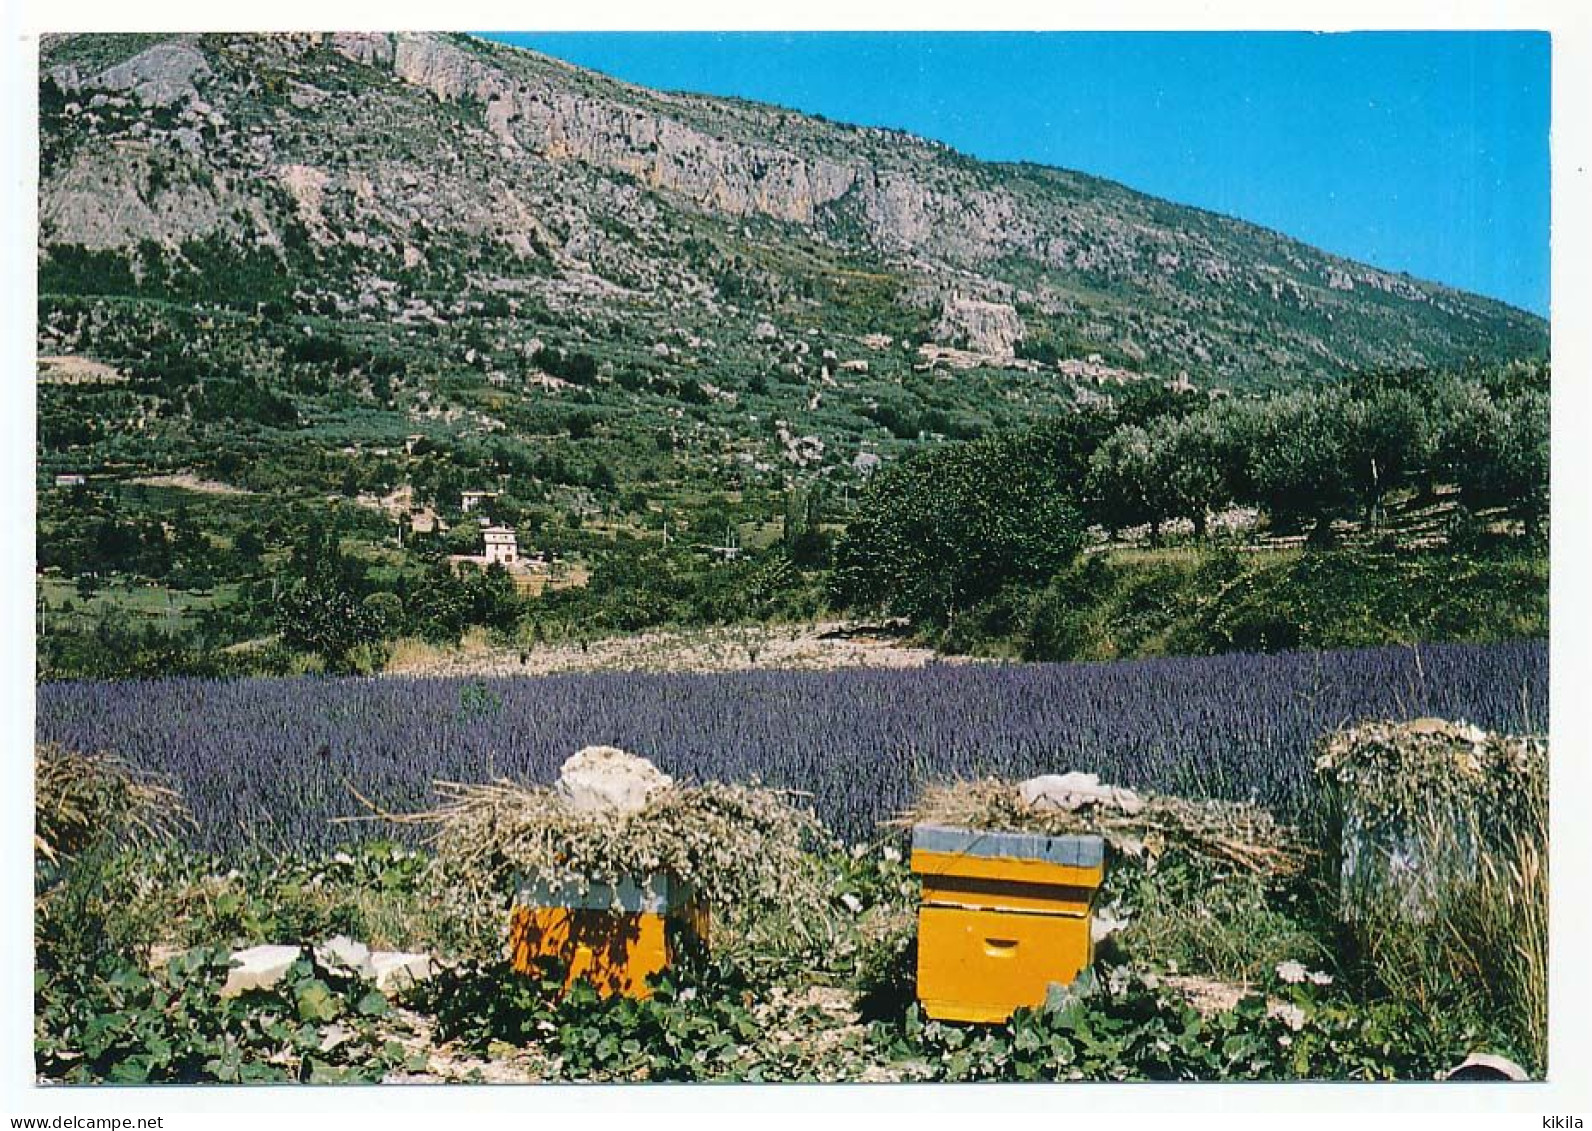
318 1023 352 1054
1444 1052 1530 1081
220 945 302 997
371 951 433 992
933 296 1025 359
1020 772 1145 815
1090 912 1130 942
316 935 375 977
555 745 673 813
92 43 211 108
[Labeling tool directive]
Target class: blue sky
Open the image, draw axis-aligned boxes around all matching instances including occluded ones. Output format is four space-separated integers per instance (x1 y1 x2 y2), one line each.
478 31 1551 317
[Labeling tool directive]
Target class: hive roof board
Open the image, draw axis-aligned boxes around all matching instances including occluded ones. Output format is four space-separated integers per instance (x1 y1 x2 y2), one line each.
911 823 1105 868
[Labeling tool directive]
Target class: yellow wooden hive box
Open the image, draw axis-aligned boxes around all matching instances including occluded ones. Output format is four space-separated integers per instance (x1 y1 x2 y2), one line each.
509 873 708 999
911 824 1105 1024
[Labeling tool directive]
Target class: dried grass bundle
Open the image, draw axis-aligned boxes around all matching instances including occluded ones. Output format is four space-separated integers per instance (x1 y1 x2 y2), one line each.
351 777 839 954
1316 718 1546 829
35 742 190 864
892 777 1311 877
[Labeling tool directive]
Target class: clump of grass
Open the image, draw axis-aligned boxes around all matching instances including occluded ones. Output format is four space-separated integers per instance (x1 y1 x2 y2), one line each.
35 742 190 866
1107 859 1333 985
35 744 192 975
1319 719 1547 1073
1445 788 1547 1070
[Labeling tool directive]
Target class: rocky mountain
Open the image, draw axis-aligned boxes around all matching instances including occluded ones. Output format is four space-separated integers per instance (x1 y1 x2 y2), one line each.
36 32 1547 489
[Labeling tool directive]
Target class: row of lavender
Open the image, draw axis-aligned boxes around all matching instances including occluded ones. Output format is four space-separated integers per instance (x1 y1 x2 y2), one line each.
35 641 1547 856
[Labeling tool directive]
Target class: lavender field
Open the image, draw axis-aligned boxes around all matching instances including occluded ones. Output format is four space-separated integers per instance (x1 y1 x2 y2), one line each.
36 641 1546 856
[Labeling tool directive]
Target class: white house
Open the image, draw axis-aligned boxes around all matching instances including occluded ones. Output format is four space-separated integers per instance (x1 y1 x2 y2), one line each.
483 525 519 566
461 489 499 513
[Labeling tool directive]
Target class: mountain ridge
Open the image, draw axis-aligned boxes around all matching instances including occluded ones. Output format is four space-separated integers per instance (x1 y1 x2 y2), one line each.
37 31 1548 491
474 34 1542 319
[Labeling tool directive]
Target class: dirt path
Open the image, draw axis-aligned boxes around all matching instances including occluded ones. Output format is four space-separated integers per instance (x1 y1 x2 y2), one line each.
37 355 126 384
126 473 254 496
384 621 985 679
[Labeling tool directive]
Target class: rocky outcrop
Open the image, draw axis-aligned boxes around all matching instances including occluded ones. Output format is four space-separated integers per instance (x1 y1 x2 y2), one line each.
41 146 234 251
91 43 211 107
380 34 861 227
330 32 395 68
36 32 1546 389
932 296 1025 358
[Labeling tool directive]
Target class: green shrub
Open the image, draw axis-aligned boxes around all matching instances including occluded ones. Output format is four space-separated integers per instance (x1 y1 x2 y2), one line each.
864 966 1485 1081
35 946 420 1083
1009 546 1546 663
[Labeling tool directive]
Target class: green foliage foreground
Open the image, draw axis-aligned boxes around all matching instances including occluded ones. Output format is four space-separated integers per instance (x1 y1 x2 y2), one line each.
35 834 1538 1084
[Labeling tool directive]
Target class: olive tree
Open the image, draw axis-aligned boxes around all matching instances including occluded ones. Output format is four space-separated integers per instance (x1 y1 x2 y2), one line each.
833 433 1086 626
1087 425 1161 540
1241 389 1358 542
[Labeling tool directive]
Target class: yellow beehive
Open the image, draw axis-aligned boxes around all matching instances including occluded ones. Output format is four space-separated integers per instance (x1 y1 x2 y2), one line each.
911 824 1105 1024
508 874 707 999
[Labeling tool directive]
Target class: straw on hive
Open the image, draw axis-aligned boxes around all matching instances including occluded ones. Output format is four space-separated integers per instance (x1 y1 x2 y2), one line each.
893 776 1310 877
1315 717 1545 832
356 775 838 953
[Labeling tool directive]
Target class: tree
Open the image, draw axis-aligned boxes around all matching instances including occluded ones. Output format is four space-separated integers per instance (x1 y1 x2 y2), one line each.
832 432 1087 627
1150 411 1233 540
1342 386 1434 523
580 547 691 631
285 519 363 591
467 563 523 632
1437 384 1548 539
362 591 405 639
1240 390 1357 541
1111 380 1204 429
1087 425 1160 540
782 485 832 567
232 529 266 571
404 562 474 645
274 575 382 673
1496 389 1549 540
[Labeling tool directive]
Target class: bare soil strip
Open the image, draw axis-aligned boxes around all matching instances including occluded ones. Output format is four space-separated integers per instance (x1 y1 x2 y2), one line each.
384 621 986 678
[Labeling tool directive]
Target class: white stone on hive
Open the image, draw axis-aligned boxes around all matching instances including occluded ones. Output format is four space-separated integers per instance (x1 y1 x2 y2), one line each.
1019 772 1144 815
555 745 673 813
